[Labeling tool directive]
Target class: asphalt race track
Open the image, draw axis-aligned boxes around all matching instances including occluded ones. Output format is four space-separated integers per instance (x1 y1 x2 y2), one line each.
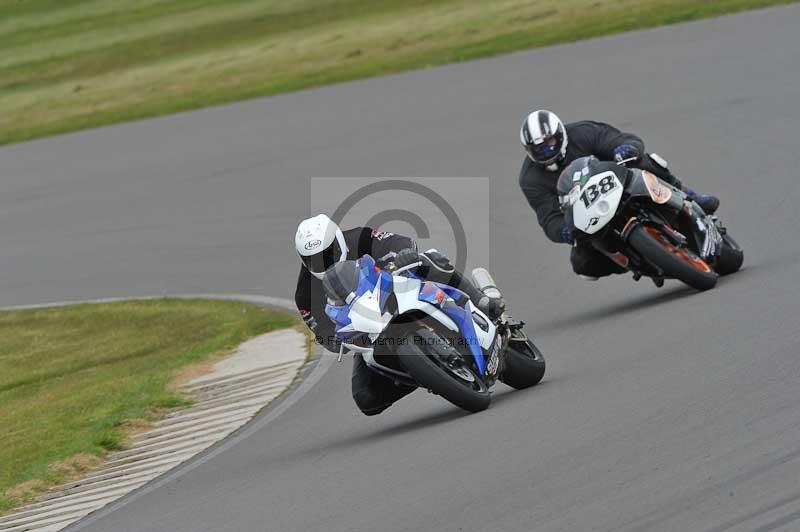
3 5 800 532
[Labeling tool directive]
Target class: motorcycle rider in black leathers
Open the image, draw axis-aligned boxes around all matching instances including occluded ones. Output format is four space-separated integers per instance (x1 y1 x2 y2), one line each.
294 214 504 416
518 109 720 280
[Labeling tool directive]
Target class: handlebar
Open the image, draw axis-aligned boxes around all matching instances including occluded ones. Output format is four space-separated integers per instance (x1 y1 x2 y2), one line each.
392 261 423 274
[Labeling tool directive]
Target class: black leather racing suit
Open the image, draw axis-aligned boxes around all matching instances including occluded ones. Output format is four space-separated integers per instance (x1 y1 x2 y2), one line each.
518 120 683 277
294 226 484 416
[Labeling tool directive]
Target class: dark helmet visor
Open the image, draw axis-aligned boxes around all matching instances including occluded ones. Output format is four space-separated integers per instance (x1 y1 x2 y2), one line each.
526 129 565 165
529 137 558 158
301 238 343 275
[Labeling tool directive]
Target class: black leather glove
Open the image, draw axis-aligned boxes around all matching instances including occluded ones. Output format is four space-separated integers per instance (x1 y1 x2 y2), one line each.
560 224 574 245
613 144 641 164
393 248 420 269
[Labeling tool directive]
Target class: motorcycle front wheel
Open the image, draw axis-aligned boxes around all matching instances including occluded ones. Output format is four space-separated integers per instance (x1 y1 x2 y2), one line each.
629 225 718 291
398 328 491 413
500 334 546 390
715 231 744 275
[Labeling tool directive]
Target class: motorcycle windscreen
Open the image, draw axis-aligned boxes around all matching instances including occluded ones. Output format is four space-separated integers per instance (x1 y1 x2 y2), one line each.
335 256 394 335
322 260 360 305
327 256 395 338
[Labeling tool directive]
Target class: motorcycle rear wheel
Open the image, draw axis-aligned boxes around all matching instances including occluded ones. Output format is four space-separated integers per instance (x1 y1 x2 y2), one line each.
398 328 491 413
629 225 718 291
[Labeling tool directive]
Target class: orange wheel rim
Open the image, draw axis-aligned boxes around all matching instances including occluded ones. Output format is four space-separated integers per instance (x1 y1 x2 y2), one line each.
643 226 712 273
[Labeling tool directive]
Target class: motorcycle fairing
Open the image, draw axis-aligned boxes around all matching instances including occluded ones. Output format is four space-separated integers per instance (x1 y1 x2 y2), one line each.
625 174 722 261
390 275 460 333
571 171 624 235
355 255 393 312
417 279 496 352
625 170 684 212
327 256 497 378
397 276 495 376
418 281 447 306
641 170 673 204
435 297 488 375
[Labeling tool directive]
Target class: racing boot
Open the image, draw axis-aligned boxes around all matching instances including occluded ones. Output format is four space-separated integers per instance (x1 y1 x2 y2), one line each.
457 271 505 320
418 250 506 320
695 194 720 215
683 186 719 215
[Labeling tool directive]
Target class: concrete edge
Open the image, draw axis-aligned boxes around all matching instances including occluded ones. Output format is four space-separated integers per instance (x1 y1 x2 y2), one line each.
0 294 331 532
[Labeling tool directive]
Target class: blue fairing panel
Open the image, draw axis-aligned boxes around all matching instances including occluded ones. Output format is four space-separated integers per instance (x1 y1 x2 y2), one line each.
378 269 393 312
326 303 359 339
439 300 486 374
438 284 469 304
418 282 446 306
356 255 379 298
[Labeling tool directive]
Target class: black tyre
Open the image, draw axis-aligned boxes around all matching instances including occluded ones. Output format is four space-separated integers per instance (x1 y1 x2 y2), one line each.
500 334 546 390
715 232 744 275
629 225 718 291
398 328 491 413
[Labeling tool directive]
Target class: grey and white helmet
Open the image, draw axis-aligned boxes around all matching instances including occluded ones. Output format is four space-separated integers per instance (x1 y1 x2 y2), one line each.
520 109 568 170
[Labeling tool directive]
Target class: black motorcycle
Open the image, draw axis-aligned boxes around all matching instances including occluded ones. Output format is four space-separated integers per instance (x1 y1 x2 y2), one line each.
557 156 743 290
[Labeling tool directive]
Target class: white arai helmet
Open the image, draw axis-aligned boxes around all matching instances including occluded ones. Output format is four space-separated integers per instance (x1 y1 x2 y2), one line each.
295 214 349 279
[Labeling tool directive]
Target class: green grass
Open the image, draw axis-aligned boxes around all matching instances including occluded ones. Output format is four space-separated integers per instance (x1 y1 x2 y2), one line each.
0 298 296 512
0 0 795 145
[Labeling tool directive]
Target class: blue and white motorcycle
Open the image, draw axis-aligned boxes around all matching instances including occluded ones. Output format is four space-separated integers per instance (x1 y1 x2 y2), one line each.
323 255 545 412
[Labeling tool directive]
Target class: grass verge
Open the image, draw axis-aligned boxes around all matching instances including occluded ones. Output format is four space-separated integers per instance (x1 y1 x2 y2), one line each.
0 0 796 145
0 298 296 512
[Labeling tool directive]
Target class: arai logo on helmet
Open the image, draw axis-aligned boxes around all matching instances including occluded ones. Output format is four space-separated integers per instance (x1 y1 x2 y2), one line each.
304 239 322 250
